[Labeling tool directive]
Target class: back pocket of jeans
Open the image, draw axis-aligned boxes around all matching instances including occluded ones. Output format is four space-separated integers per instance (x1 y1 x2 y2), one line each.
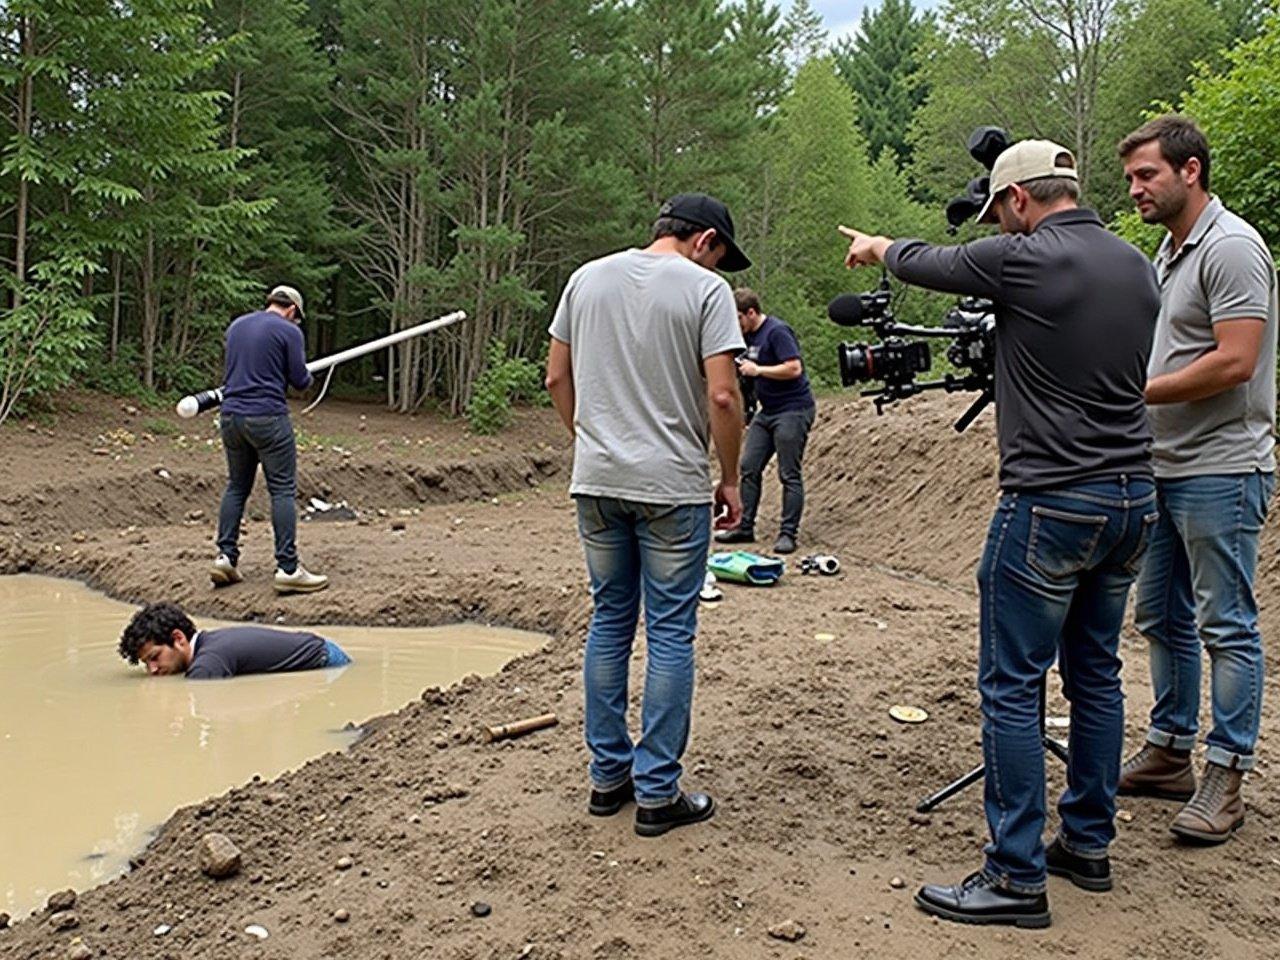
1122 511 1160 576
1026 505 1108 580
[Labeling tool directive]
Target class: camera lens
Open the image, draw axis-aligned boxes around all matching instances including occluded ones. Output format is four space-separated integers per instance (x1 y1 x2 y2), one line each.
838 342 873 387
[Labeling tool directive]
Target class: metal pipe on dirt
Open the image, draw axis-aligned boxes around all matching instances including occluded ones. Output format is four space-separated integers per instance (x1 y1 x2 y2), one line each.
175 310 468 418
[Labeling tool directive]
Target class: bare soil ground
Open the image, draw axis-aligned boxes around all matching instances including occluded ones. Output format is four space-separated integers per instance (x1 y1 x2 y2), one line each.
1 391 1278 960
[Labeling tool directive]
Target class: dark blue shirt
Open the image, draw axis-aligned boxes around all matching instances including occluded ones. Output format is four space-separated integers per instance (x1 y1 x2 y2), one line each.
186 626 329 679
221 311 312 416
743 316 814 414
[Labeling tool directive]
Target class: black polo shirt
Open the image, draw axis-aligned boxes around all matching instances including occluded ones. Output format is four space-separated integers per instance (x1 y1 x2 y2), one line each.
885 209 1160 490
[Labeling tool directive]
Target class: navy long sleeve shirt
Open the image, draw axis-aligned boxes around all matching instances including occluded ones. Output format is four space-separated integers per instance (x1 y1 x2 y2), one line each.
220 310 312 416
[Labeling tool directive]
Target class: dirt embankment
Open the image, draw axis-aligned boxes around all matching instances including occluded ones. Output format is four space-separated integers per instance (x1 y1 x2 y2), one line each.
1 391 1278 960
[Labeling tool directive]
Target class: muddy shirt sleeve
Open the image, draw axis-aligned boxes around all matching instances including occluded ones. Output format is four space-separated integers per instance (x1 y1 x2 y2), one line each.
1202 234 1274 323
885 236 1008 301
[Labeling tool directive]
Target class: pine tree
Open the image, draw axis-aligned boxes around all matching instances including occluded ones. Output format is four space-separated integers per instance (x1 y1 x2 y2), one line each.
832 0 931 168
782 0 826 70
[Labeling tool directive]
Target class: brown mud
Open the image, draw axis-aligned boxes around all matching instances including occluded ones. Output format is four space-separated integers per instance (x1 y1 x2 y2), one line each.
1 391 1277 959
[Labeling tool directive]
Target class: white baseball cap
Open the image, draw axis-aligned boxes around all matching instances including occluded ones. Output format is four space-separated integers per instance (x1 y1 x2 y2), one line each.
977 140 1078 223
267 284 305 319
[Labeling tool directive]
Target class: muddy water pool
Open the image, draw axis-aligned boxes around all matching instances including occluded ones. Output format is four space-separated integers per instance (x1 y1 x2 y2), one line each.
0 574 547 917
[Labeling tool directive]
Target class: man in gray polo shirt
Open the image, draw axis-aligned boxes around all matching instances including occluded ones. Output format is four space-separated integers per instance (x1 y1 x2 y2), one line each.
1118 115 1278 845
545 193 746 837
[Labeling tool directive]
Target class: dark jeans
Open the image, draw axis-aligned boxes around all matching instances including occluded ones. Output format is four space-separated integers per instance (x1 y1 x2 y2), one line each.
977 476 1156 893
739 404 815 537
217 413 299 574
575 496 711 805
1134 471 1274 770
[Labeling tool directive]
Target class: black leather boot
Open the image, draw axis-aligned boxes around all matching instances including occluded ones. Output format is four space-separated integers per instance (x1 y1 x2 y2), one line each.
588 779 634 817
1045 837 1112 891
634 792 715 837
915 871 1050 929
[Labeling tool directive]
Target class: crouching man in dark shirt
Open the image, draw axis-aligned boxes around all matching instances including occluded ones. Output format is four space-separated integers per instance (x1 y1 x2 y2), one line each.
841 140 1160 928
118 602 351 679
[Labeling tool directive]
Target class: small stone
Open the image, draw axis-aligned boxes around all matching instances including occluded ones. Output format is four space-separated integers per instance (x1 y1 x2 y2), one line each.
153 923 171 937
333 909 350 923
767 919 806 942
47 889 77 912
471 901 492 918
186 509 204 521
199 832 242 878
889 877 906 889
244 924 269 940
908 813 932 826
336 856 354 871
68 945 93 960
391 520 407 531
49 912 79 931
1116 809 1134 823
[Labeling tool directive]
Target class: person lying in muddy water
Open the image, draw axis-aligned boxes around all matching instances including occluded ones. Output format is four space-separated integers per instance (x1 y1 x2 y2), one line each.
117 601 351 679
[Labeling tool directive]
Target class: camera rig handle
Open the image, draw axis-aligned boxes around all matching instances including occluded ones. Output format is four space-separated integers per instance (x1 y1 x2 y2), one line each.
861 372 993 432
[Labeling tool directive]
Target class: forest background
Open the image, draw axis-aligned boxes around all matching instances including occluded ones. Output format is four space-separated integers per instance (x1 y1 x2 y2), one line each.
2 0 1276 429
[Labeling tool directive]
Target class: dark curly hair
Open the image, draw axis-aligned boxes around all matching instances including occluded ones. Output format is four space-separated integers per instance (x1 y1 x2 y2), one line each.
118 602 196 665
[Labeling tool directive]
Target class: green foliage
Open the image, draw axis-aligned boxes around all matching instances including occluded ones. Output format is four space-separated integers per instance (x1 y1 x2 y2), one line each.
1179 6 1280 253
833 0 932 168
0 255 98 424
465 340 547 435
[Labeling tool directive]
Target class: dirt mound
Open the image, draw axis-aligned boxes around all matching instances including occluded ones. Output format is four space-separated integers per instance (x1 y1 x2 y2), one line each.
2 393 1279 960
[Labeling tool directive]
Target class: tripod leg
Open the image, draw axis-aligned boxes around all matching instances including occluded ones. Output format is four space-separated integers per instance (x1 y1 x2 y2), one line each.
916 762 985 814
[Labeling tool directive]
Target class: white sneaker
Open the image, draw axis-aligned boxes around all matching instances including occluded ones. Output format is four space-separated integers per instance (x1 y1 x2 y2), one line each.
210 554 244 586
274 563 329 594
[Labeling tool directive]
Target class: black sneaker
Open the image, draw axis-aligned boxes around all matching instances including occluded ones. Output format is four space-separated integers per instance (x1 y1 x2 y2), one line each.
713 528 755 545
915 871 1051 929
1045 837 1112 892
588 779 634 817
634 792 716 837
773 533 796 554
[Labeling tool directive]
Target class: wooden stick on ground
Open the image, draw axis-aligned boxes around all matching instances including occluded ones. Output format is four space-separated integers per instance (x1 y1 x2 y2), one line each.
483 712 559 743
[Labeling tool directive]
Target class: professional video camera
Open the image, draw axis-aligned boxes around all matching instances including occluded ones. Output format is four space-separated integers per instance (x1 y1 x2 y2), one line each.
829 125 1009 432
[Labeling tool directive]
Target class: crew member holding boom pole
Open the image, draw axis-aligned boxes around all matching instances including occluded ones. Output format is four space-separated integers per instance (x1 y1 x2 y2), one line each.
210 284 329 595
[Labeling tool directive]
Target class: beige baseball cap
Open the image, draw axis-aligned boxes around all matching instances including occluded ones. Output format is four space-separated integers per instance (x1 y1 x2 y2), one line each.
977 139 1078 223
267 284 305 319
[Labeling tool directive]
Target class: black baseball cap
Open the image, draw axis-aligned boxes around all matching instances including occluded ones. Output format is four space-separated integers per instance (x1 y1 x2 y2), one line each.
658 193 751 272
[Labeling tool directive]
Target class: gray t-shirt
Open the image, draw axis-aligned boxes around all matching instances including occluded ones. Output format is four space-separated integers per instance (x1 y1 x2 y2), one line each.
1148 197 1278 478
548 248 744 504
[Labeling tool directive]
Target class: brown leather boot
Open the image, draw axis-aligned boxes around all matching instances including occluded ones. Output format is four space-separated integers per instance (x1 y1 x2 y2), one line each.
1170 763 1245 844
1117 743 1196 801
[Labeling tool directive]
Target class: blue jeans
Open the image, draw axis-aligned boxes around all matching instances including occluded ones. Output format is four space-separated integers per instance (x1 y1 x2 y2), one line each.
575 496 711 807
978 477 1157 893
217 413 300 574
1134 472 1274 771
323 639 351 668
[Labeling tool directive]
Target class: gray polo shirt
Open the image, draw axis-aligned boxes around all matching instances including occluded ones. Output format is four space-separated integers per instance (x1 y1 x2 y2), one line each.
1148 197 1278 478
886 209 1159 491
549 249 744 504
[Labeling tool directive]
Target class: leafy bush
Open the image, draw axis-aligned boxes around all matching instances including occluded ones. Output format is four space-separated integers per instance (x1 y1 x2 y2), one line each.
466 339 547 434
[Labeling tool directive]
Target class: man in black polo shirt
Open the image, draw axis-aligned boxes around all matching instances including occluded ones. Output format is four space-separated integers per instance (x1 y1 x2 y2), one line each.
714 289 816 554
841 140 1160 928
118 602 351 679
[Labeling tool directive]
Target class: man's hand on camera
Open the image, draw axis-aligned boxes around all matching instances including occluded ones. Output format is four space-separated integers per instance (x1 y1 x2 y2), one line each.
713 481 743 531
737 359 760 377
838 225 893 268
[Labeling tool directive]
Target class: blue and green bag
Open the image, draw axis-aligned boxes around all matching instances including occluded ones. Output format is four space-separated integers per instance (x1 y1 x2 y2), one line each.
707 550 785 586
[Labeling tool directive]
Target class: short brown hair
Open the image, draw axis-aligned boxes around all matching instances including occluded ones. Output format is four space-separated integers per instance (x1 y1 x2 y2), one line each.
1022 175 1080 206
734 288 761 314
1118 115 1211 190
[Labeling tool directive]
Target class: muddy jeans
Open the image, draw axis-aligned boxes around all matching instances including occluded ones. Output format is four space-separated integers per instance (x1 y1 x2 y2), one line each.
575 496 711 807
978 476 1156 893
217 413 300 574
1134 471 1274 771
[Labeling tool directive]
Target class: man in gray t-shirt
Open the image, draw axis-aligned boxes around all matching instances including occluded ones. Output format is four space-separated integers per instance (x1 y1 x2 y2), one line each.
545 193 746 837
1118 115 1278 845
